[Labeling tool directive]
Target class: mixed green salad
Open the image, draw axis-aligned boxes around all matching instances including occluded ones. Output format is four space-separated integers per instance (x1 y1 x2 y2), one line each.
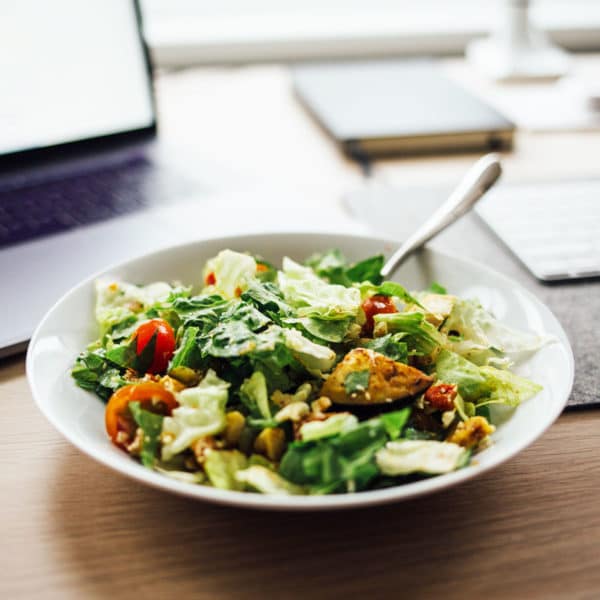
72 248 547 496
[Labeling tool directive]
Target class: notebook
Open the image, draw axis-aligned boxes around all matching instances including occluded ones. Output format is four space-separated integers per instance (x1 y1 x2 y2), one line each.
293 60 515 158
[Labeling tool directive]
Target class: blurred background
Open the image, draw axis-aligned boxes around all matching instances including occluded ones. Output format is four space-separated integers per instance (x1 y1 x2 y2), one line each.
142 0 600 66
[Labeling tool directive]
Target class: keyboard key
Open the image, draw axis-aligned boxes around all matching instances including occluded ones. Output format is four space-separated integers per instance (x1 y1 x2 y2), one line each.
0 158 195 248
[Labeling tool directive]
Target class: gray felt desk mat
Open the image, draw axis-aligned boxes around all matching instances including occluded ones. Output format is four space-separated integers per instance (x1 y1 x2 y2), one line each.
345 183 599 409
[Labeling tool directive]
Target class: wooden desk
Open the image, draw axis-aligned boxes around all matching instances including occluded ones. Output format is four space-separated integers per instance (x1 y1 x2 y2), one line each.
3 58 600 599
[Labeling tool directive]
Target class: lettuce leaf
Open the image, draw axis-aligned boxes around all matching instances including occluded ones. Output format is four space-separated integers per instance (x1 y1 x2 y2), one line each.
442 298 552 367
478 365 543 407
435 349 542 407
204 449 248 490
202 249 257 299
360 281 422 308
235 466 305 495
161 370 229 461
376 440 469 475
95 279 174 336
374 311 445 357
278 257 361 320
299 413 359 441
239 371 272 419
284 316 353 343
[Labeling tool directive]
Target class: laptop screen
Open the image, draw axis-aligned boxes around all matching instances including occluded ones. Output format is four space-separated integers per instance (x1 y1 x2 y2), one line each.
0 0 155 156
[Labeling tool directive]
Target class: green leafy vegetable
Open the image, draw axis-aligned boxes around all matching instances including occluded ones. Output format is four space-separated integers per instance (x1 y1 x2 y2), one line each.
344 369 370 395
204 450 248 490
428 282 447 294
161 370 229 461
71 350 127 401
279 410 409 493
361 281 422 308
305 249 384 285
345 255 384 284
441 298 551 367
168 326 202 371
240 371 272 419
374 312 445 357
299 413 359 441
285 316 353 343
376 440 469 475
235 466 305 495
129 401 164 467
363 333 408 363
278 257 361 320
435 349 542 407
202 249 257 299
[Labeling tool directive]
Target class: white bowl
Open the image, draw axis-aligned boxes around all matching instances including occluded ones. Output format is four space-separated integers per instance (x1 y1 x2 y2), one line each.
26 232 574 511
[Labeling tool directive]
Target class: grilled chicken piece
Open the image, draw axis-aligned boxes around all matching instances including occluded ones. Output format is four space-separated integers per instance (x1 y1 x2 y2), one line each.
321 348 433 405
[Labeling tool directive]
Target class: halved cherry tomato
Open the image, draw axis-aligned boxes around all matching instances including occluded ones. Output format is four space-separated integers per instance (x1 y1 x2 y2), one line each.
361 294 397 336
135 318 176 374
105 382 178 449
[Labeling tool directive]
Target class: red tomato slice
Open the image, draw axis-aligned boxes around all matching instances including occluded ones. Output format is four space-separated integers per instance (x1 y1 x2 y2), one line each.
135 318 176 374
361 294 397 336
105 382 178 449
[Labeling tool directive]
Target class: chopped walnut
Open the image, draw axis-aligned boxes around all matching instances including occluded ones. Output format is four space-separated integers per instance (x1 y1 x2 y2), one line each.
191 436 217 464
275 401 310 423
310 396 332 417
126 428 144 456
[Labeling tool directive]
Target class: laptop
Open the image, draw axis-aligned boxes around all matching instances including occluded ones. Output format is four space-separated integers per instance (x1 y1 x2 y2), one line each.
0 0 220 357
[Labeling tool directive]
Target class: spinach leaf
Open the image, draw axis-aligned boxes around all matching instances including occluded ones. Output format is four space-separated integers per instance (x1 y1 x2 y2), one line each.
363 334 409 363
72 350 127 401
279 409 411 493
169 326 202 371
129 401 164 467
241 280 292 321
304 248 349 285
345 255 384 285
304 249 385 286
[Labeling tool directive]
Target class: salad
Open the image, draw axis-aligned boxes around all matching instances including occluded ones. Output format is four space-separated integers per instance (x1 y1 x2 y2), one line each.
72 248 547 496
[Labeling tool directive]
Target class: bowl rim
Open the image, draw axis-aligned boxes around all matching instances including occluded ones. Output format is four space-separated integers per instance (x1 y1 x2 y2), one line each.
26 231 575 511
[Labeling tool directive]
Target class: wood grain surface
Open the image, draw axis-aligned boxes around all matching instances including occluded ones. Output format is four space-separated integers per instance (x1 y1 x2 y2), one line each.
3 57 600 599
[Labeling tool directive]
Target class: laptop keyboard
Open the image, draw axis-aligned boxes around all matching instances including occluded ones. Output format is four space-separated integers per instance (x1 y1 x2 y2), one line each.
475 179 600 281
0 157 196 248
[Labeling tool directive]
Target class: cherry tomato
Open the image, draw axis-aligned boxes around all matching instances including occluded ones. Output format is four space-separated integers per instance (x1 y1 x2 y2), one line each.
205 271 216 285
105 382 178 449
361 294 397 336
135 318 176 374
